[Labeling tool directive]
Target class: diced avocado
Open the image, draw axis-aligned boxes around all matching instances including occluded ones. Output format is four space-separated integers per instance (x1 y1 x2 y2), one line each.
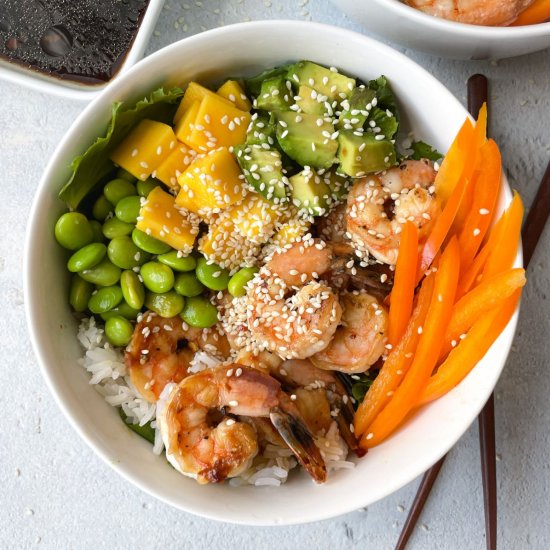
234 144 288 202
244 64 293 98
338 131 396 177
289 170 331 216
246 114 277 147
295 85 327 116
337 86 376 130
256 75 292 112
276 111 338 170
287 61 355 103
323 170 351 201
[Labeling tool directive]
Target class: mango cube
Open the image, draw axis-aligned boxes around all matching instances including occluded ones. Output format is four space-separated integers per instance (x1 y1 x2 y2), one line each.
174 100 201 149
228 194 282 244
217 80 252 112
110 120 176 181
137 187 198 252
155 142 197 190
198 216 235 258
175 147 246 214
187 94 251 152
174 81 233 124
272 218 311 248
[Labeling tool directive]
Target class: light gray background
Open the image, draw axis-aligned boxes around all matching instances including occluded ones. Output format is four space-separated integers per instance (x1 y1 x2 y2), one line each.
1 1 549 549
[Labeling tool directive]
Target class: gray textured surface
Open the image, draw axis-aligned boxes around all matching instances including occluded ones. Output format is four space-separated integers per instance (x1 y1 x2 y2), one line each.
1 1 549 548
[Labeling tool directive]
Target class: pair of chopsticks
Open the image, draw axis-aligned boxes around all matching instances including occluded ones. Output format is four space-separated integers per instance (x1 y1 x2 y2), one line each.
395 74 550 550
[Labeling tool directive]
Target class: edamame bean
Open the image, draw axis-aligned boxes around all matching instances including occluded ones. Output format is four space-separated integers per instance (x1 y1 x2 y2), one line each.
100 301 140 321
105 316 134 346
107 236 150 269
69 274 94 312
90 220 105 243
195 257 230 291
80 258 121 286
115 195 142 224
104 178 137 206
158 251 196 272
136 178 159 197
54 212 94 250
145 291 185 318
67 243 107 273
92 195 112 222
180 296 218 328
131 228 171 255
120 270 145 310
174 271 205 297
141 261 175 293
228 267 258 297
102 217 134 240
116 168 137 183
88 285 123 314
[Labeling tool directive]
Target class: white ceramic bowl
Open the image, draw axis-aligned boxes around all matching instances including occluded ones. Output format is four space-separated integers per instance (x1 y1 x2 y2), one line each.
331 0 550 59
25 21 521 525
0 0 164 101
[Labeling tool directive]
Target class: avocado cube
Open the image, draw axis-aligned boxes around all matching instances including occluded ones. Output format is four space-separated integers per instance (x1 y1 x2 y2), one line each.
289 170 331 216
295 85 327 116
244 64 292 98
338 131 396 177
246 114 277 147
256 75 292 112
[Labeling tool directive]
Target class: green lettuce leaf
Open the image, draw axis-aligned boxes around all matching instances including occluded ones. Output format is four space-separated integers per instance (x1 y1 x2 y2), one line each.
368 75 400 123
410 140 443 162
59 86 184 209
119 407 155 444
368 107 399 140
351 370 379 407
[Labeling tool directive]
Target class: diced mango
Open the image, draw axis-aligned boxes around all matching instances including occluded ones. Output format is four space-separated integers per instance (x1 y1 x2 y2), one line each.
174 100 201 148
137 187 198 252
175 147 246 214
187 94 251 152
272 218 312 248
217 80 252 112
155 142 197 190
198 216 235 258
174 82 233 124
110 120 177 181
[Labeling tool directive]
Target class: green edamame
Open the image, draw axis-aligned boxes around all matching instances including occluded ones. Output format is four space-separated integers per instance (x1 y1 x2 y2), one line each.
89 220 105 243
141 262 174 293
54 212 94 251
105 315 134 346
67 243 107 273
145 291 185 318
69 274 94 312
136 178 159 197
88 285 123 314
116 168 137 183
174 271 205 297
80 258 121 286
131 228 171 255
102 217 134 240
158 251 196 272
103 178 137 205
107 236 150 270
92 195 112 222
120 270 145 311
100 301 140 321
180 296 218 328
115 195 142 224
195 257 230 291
228 267 258 297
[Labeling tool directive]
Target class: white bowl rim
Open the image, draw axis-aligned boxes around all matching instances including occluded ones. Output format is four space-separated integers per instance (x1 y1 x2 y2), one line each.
379 0 550 34
24 20 522 525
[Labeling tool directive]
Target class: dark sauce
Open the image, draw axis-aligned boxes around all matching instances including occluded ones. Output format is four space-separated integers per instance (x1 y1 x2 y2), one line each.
0 0 150 85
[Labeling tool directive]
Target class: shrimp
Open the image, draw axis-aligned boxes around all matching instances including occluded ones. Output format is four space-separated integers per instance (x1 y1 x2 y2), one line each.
346 159 440 265
246 238 342 359
157 365 327 484
125 312 230 402
311 291 388 374
404 0 533 26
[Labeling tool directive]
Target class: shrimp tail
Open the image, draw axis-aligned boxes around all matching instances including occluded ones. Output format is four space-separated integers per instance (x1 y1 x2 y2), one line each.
270 406 327 484
333 393 366 458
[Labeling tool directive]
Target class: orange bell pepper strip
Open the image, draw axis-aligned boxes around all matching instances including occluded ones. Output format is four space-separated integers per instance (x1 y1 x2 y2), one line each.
387 222 419 347
359 237 460 449
418 289 521 406
354 271 435 437
440 268 526 359
457 139 502 271
511 0 550 25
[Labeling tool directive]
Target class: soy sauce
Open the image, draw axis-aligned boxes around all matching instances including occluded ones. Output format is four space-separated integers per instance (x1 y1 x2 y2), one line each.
0 0 150 85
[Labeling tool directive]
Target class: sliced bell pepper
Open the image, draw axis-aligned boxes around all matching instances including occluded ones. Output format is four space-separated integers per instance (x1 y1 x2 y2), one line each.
511 0 550 25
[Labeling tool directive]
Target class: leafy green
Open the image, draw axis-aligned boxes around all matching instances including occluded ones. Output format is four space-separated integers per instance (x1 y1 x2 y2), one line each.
119 408 155 444
368 107 399 140
410 140 443 162
351 370 380 407
368 75 400 123
59 87 184 209
245 64 293 98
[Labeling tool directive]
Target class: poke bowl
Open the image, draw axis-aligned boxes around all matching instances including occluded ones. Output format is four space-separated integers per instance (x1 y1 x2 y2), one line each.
331 0 550 59
24 21 523 525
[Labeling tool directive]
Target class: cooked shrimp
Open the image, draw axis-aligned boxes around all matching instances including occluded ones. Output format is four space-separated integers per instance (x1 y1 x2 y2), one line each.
311 291 388 374
125 312 230 402
246 239 342 359
404 0 533 26
157 365 327 483
347 159 440 265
